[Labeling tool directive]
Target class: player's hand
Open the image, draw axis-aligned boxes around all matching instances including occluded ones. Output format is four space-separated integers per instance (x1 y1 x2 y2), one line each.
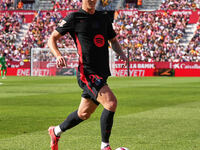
120 55 128 67
56 56 67 68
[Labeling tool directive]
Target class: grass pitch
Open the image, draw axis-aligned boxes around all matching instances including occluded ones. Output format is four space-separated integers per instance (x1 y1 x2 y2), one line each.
0 76 200 150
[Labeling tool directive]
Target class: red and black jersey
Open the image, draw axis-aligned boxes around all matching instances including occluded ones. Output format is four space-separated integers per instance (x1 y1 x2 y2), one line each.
56 8 116 78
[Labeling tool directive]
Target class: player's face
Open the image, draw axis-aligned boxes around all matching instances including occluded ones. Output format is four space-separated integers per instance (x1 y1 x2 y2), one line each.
83 0 97 10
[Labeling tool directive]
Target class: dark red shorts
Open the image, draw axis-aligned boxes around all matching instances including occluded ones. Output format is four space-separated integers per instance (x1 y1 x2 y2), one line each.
77 70 107 105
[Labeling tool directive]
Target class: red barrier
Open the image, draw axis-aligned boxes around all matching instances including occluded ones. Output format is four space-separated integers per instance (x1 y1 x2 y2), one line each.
40 10 77 18
172 62 200 76
7 61 30 68
175 69 200 77
7 68 56 76
114 68 154 77
115 61 172 69
168 10 199 24
114 62 200 77
5 61 200 77
0 10 36 23
114 62 155 76
172 62 200 69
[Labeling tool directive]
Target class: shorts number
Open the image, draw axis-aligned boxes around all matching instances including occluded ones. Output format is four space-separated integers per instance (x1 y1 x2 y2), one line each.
89 74 103 83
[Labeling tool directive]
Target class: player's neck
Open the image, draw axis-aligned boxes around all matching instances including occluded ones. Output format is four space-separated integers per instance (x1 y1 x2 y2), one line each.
82 7 95 14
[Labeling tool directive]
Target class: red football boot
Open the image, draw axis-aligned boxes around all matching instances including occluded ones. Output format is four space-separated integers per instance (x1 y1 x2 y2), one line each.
48 126 60 150
101 145 112 150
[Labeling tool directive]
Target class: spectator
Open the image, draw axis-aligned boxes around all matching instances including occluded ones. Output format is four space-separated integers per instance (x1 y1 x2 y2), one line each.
17 0 23 9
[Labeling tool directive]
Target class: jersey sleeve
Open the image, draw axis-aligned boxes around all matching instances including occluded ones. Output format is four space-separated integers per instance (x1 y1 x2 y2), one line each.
56 13 75 35
106 14 116 40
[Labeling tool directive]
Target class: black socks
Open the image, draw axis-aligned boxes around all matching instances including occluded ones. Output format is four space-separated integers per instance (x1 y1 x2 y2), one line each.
59 110 83 132
59 108 115 143
100 108 115 143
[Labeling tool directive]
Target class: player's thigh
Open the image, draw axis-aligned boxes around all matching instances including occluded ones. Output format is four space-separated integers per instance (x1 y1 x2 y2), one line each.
78 97 98 120
1 66 6 70
97 85 117 112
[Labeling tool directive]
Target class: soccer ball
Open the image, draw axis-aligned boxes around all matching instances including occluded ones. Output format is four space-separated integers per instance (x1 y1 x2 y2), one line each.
115 147 129 150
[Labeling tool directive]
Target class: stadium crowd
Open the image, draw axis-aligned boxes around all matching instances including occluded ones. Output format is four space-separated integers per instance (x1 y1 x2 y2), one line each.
160 0 200 10
22 11 76 48
21 11 77 61
52 0 82 10
0 13 26 61
113 11 193 62
0 0 14 10
186 20 200 61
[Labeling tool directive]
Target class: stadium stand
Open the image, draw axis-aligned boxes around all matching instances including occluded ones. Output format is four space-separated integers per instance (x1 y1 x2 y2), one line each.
33 0 82 11
36 0 53 10
113 11 192 62
0 13 26 61
0 0 14 10
20 11 76 61
185 20 200 61
141 0 162 10
160 0 200 10
52 0 82 10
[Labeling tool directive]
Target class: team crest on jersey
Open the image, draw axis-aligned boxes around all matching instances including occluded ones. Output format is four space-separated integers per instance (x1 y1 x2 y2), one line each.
93 34 105 47
58 20 66 27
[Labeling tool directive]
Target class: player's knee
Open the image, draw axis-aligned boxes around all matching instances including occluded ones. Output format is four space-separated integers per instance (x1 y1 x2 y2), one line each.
78 112 91 120
106 98 117 112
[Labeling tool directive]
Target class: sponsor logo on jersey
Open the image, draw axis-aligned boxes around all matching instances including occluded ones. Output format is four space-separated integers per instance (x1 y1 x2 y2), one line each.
93 34 105 47
58 20 66 27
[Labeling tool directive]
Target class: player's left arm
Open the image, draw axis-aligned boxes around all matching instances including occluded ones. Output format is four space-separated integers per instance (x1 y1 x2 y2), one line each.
109 37 128 62
106 13 128 63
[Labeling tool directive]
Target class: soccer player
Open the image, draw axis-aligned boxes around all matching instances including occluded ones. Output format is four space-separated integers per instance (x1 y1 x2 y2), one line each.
47 0 127 149
0 53 7 79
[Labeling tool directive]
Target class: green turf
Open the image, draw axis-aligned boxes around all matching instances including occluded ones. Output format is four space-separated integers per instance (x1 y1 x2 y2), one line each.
0 76 200 150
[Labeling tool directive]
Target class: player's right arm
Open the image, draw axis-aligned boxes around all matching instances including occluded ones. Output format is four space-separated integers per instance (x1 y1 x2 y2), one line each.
48 30 67 68
48 13 75 68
